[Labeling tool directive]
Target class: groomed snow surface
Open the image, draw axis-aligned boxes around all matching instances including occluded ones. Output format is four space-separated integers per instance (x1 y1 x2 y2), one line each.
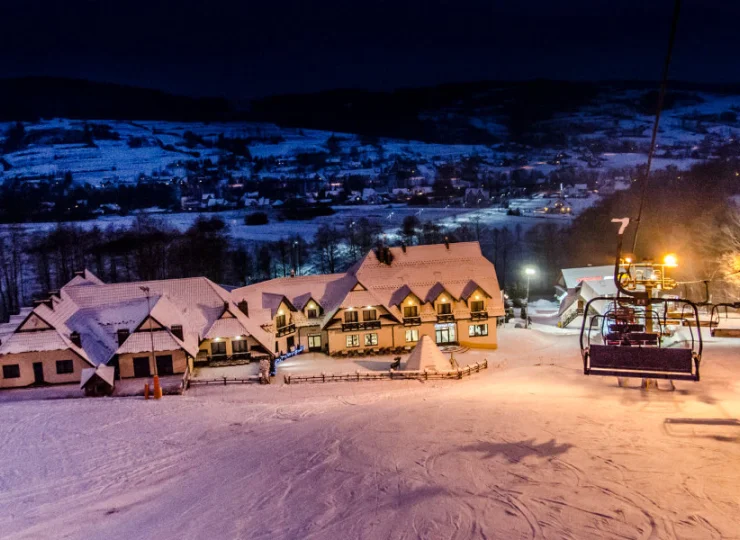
2 327 740 539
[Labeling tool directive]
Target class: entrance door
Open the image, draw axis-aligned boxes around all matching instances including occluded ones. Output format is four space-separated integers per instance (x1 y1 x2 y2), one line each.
32 362 44 384
308 334 322 352
156 355 174 376
286 336 295 351
133 356 151 378
435 323 456 344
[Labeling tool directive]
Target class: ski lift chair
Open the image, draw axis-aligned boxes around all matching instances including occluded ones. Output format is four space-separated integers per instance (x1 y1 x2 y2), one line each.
581 296 701 381
709 302 740 337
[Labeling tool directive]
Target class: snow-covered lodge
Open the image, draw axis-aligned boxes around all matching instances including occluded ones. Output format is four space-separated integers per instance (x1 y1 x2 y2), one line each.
234 242 505 356
0 242 504 389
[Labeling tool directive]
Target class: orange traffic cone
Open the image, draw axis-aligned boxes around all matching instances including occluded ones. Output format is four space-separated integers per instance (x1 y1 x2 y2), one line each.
153 375 162 400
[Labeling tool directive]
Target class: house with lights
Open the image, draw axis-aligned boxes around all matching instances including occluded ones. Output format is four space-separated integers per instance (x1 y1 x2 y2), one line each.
0 241 503 389
232 241 505 355
0 271 273 389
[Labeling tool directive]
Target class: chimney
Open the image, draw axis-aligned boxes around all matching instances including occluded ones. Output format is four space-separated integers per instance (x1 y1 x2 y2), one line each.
70 331 81 347
49 290 61 299
223 301 230 312
444 236 450 250
74 270 85 278
171 325 184 341
237 300 249 317
117 328 130 345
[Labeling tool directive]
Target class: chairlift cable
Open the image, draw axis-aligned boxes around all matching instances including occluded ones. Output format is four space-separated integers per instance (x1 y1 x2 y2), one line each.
631 0 682 254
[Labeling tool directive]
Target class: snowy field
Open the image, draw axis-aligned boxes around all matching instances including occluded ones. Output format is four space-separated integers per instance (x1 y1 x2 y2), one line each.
2 327 740 539
1 202 565 243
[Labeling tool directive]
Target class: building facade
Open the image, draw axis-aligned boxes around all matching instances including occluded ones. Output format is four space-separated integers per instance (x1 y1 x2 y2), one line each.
232 241 505 356
0 242 503 389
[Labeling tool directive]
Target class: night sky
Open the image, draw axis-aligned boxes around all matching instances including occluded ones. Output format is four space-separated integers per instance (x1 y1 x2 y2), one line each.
1 0 738 98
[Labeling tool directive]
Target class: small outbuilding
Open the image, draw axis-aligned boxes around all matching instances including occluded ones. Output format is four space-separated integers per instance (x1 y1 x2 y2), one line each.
404 335 453 372
80 364 116 397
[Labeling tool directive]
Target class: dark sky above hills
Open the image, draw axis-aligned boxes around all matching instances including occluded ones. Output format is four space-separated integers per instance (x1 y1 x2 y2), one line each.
1 0 738 99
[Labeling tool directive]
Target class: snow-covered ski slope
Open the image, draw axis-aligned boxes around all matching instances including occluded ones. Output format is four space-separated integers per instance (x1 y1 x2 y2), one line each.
1 327 739 539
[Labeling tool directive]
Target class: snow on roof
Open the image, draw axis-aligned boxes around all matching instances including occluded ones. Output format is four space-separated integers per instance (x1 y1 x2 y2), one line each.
560 266 614 289
80 364 115 389
579 279 618 316
0 329 72 355
1 276 274 364
204 318 249 340
355 242 504 317
404 336 453 371
115 331 191 356
232 242 503 332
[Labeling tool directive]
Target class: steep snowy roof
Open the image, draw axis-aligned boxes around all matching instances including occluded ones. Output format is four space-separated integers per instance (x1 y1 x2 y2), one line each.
354 242 504 316
232 242 505 329
203 318 250 340
1 275 273 364
560 266 614 290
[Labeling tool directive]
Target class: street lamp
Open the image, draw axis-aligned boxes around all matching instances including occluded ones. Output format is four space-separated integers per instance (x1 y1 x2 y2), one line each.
140 286 161 399
524 267 536 329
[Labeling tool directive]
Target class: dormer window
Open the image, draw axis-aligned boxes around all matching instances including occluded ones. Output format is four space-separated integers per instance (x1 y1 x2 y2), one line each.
362 309 377 321
276 314 287 328
344 310 358 323
403 305 418 318
470 300 485 313
438 303 452 315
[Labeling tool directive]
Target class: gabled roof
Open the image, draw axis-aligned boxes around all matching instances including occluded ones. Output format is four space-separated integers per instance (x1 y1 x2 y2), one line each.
559 266 614 289
1 275 274 365
231 241 505 328
116 331 193 357
354 242 504 317
424 282 458 304
204 318 250 340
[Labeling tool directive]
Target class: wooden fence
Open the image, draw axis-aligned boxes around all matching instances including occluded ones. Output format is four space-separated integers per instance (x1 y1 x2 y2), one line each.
189 375 261 386
283 360 488 385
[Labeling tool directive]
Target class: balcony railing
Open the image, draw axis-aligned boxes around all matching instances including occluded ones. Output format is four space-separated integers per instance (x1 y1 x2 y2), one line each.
471 311 488 321
341 320 381 332
436 313 455 323
276 323 296 337
197 352 252 365
403 316 422 326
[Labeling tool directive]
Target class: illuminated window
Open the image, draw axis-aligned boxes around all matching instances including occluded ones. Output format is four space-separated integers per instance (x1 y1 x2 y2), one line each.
469 324 488 337
403 305 418 318
211 341 226 356
346 334 360 348
232 340 248 353
364 333 378 346
405 329 419 342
